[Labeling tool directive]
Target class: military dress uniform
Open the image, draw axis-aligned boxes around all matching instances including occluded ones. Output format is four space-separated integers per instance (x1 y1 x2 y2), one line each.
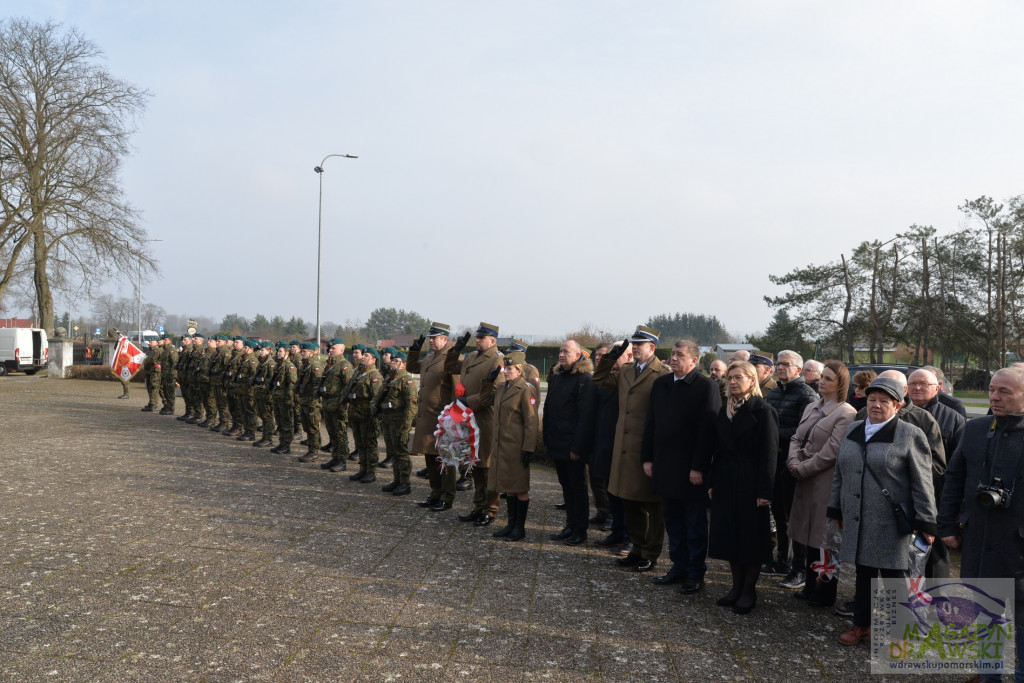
348 359 384 481
379 362 417 493
296 346 324 459
320 345 354 471
407 323 457 510
446 324 504 524
271 348 298 454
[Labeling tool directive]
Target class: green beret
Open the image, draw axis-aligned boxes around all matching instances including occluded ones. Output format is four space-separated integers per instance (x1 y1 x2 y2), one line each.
259 340 273 349
392 351 407 361
275 341 289 349
244 339 259 349
300 341 318 351
353 344 366 352
328 337 345 347
193 333 205 340
363 348 380 363
161 333 173 340
289 340 301 347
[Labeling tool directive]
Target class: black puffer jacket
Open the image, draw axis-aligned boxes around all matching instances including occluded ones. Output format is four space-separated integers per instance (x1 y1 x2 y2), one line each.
577 385 617 477
542 358 595 461
765 377 818 450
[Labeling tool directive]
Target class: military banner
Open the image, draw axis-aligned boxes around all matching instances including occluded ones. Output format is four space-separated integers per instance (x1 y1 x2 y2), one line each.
110 336 145 381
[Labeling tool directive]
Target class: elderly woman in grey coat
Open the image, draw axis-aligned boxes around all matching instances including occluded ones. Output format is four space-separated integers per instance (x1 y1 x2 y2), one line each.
786 361 857 607
826 376 937 647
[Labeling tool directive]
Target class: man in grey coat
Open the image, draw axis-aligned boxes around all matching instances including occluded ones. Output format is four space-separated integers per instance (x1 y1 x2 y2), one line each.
939 366 1024 682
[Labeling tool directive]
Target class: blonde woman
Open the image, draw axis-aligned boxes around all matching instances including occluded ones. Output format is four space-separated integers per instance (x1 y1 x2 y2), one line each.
707 361 779 615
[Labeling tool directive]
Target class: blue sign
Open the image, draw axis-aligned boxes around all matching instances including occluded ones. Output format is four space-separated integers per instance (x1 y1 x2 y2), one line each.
157 325 165 334
95 328 101 335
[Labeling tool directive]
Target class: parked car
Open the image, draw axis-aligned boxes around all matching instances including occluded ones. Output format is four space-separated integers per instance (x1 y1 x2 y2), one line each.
0 327 49 376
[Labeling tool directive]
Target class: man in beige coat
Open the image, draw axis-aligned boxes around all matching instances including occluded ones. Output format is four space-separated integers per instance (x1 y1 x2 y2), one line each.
447 322 504 526
592 325 671 572
407 322 457 511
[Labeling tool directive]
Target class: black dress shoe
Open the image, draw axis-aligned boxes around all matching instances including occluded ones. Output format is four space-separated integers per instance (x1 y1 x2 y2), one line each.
381 481 400 492
635 559 656 573
391 484 411 496
594 534 626 547
549 527 573 540
563 534 587 546
417 497 439 508
474 515 495 527
455 477 473 491
616 554 642 567
652 573 683 586
679 579 705 594
553 502 567 510
415 468 429 478
429 500 453 511
458 510 482 523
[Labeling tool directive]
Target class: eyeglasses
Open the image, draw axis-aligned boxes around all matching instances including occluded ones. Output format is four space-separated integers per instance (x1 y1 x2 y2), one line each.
908 381 938 389
775 361 794 368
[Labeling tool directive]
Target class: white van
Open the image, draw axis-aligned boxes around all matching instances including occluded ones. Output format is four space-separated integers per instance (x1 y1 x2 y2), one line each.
0 327 48 375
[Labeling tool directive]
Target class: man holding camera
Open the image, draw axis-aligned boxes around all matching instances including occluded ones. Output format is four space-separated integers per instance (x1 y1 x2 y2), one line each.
938 366 1024 682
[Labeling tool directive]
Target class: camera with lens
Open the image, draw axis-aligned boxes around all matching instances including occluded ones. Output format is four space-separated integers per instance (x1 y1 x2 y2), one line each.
977 478 1013 509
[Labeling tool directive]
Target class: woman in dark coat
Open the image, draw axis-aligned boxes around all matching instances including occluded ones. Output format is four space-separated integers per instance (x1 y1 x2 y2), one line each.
708 361 779 614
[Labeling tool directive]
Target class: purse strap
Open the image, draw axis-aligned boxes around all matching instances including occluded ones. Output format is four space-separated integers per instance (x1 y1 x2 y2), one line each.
800 409 830 449
860 443 899 506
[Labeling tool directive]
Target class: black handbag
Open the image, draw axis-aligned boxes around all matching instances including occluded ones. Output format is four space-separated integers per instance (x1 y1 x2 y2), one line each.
862 446 915 535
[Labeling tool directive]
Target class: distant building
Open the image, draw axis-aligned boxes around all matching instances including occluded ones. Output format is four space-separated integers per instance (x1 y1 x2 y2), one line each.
0 318 36 329
712 342 758 359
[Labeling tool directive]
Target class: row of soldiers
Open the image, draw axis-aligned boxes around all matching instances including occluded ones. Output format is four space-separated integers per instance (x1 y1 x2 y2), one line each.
140 334 420 494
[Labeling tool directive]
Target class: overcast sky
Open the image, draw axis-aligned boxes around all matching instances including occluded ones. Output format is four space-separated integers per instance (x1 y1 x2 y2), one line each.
11 1 1024 340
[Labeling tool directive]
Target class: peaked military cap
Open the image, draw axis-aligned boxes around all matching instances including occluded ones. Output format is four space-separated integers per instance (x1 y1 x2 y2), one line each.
427 322 451 337
748 353 774 368
504 351 527 366
475 322 499 338
628 325 660 344
506 339 528 353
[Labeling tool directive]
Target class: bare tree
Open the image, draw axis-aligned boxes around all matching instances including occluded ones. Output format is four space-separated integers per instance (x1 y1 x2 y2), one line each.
0 18 154 332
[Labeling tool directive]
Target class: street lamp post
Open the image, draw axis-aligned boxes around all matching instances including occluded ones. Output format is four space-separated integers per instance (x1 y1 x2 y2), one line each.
129 238 162 345
314 153 358 349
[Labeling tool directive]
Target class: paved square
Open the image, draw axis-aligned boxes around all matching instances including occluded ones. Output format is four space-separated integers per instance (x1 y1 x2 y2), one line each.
0 378 964 681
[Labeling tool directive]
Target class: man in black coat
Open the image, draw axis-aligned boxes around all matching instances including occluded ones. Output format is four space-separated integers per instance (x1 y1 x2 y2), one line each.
939 367 1024 682
641 340 721 593
764 350 819 588
544 340 595 545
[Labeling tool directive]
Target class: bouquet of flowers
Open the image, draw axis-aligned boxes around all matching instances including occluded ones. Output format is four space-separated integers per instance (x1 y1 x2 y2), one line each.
433 398 480 474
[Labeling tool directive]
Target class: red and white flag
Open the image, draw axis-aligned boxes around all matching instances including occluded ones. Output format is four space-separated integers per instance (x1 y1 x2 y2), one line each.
110 336 145 381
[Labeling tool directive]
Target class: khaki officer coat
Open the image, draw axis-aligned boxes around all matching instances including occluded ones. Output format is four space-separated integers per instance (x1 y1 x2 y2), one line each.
593 354 670 502
407 341 454 455
444 345 502 467
482 375 538 493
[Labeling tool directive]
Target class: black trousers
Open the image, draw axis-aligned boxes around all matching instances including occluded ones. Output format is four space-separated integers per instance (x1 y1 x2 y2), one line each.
853 564 906 628
554 459 590 533
769 457 804 570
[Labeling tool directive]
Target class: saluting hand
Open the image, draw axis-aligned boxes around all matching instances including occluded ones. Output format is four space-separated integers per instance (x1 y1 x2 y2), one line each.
603 338 630 363
452 331 471 354
485 367 501 383
410 335 425 352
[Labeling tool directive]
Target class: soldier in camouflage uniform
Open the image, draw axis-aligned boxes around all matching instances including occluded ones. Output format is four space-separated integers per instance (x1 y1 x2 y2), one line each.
210 335 233 431
348 348 384 483
296 341 325 462
141 339 163 412
252 341 277 447
222 336 245 435
271 343 299 455
378 352 417 496
176 334 193 420
159 334 179 415
319 338 354 472
197 336 219 426
187 334 208 424
233 340 260 441
289 340 304 440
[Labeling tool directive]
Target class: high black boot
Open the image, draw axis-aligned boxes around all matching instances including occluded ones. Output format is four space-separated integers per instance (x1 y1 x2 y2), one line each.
505 499 529 542
492 497 519 538
733 563 760 614
717 562 743 606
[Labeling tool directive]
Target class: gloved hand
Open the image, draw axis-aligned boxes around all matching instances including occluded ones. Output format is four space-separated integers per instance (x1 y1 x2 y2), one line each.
603 338 630 363
410 335 425 353
485 367 501 383
370 404 378 417
521 451 532 468
455 381 466 397
452 331 471 354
